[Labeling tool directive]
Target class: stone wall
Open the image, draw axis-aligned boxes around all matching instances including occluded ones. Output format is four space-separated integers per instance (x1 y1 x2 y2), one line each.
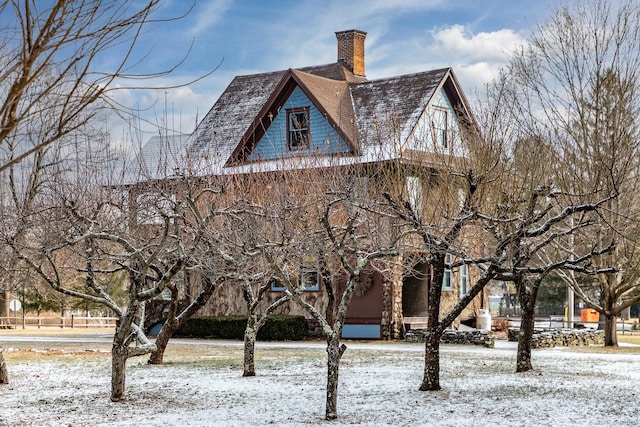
305 318 324 338
405 329 495 348
507 328 604 348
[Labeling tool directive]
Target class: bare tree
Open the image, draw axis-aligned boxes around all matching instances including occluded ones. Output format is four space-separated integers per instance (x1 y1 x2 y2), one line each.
487 183 611 372
0 0 212 386
257 165 399 421
144 172 294 372
504 0 640 346
144 175 227 365
11 146 216 401
0 0 197 171
476 68 615 371
372 103 508 391
382 166 497 391
215 217 290 377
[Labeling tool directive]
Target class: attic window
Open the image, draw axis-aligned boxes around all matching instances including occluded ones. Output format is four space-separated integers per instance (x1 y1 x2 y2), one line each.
432 107 448 148
287 107 310 150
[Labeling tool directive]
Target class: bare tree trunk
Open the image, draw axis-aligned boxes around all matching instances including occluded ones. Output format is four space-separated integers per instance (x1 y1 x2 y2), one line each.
147 318 178 365
148 277 219 365
419 329 443 391
420 259 444 391
111 340 127 402
0 348 8 384
243 316 258 377
325 335 346 421
604 312 618 347
0 291 10 327
516 300 535 372
514 275 545 373
111 307 135 402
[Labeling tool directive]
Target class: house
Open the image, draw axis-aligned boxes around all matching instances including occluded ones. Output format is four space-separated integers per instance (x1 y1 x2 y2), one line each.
138 30 488 339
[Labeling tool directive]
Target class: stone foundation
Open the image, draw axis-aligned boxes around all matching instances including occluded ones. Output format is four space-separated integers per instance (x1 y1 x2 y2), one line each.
305 318 324 338
405 329 495 348
507 328 604 348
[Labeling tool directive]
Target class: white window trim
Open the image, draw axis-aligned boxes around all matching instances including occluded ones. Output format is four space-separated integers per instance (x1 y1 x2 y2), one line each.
442 253 452 291
459 264 468 297
270 270 320 292
432 107 448 149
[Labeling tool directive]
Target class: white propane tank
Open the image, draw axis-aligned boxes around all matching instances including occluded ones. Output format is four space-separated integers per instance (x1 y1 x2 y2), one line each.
477 309 492 331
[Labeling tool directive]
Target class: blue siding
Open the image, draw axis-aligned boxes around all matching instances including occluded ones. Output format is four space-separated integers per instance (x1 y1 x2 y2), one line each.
341 324 381 339
247 86 351 161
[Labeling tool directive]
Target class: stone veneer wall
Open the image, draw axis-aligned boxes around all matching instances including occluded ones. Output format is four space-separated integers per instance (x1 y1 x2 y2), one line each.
305 318 323 338
507 328 604 348
391 256 404 340
405 329 495 348
380 279 392 340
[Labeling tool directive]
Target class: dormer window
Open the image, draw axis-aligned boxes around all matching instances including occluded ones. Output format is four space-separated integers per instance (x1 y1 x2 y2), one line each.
287 107 310 150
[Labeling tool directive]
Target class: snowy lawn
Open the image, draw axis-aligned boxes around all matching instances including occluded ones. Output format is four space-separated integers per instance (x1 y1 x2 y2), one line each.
1 330 639 426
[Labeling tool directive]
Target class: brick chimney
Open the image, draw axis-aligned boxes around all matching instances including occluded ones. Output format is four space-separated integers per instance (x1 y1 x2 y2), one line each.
336 29 367 77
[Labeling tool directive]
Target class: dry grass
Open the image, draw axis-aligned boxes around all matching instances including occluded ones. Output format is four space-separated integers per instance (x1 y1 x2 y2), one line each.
0 329 326 367
0 326 114 336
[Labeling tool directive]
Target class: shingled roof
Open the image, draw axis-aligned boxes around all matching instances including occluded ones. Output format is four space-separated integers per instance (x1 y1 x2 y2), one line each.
187 61 470 175
351 68 450 148
188 69 286 170
187 62 367 167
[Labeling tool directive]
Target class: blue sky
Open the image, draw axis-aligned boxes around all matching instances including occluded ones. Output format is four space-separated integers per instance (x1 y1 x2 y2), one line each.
110 0 561 147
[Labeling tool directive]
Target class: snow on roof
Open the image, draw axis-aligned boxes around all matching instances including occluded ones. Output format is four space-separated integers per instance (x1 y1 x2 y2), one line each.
125 63 454 183
129 133 191 182
351 68 450 148
187 70 286 171
179 63 461 178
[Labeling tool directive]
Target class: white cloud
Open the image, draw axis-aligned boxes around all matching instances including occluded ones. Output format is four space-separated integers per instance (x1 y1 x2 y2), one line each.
361 24 528 99
423 25 527 92
453 62 499 98
430 24 525 63
189 0 233 36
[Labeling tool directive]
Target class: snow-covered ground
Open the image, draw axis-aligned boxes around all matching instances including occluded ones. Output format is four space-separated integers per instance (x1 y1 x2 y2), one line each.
1 334 639 426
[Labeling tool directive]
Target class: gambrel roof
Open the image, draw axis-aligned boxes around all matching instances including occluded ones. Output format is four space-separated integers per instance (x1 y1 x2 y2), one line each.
186 56 473 176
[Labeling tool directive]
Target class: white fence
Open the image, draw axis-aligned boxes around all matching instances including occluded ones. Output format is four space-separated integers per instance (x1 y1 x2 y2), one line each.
0 315 117 329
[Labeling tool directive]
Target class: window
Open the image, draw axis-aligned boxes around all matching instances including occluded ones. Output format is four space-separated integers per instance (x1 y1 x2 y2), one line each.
300 270 320 291
459 264 468 297
269 278 286 292
287 107 310 149
406 176 422 213
269 270 319 292
442 253 452 291
432 108 448 148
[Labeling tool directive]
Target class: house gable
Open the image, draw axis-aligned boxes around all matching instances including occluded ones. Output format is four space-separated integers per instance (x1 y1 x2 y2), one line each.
227 69 358 166
350 68 449 149
349 68 474 159
245 86 352 162
405 69 474 156
408 86 462 153
187 70 286 173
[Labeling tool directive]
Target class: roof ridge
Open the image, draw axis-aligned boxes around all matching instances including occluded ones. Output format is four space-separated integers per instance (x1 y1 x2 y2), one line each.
354 67 450 85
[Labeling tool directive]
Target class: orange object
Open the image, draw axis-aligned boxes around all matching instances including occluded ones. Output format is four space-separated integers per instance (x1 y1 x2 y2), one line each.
580 308 599 323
